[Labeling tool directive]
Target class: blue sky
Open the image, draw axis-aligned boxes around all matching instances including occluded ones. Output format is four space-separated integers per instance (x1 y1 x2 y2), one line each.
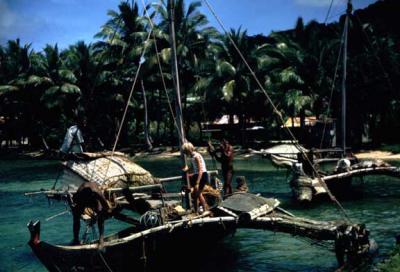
0 0 378 51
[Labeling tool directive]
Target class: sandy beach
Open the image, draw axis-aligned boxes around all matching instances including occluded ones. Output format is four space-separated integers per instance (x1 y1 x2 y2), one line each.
132 147 400 161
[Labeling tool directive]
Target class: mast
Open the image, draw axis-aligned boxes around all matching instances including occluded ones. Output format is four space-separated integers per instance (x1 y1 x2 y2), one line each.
169 0 186 158
169 0 192 209
341 0 352 156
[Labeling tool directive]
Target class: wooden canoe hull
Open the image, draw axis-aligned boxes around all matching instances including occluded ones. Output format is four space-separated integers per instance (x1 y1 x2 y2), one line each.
28 218 236 272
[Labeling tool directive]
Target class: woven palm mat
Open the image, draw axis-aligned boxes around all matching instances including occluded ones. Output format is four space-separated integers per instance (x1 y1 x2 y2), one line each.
221 193 278 213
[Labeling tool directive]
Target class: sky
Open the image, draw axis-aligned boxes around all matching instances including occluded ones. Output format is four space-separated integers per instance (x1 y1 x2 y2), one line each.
0 0 378 51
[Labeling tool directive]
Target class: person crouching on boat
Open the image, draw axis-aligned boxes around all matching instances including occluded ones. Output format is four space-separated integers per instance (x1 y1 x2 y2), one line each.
70 182 111 246
181 142 209 213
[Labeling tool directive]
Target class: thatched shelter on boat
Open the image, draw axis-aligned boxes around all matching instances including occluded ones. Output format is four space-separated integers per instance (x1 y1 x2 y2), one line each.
59 152 157 190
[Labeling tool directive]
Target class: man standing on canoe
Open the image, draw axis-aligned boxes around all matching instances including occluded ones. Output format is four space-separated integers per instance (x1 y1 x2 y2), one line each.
208 139 234 197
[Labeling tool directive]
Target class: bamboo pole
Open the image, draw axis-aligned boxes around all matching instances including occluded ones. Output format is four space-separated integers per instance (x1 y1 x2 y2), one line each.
243 213 342 241
24 190 62 196
106 184 163 193
159 170 218 183
168 0 191 210
313 166 399 183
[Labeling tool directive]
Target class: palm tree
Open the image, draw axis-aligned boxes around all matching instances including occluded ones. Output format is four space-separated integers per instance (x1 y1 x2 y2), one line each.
197 28 262 143
0 39 42 147
94 1 149 147
153 0 218 139
259 25 317 139
37 45 80 112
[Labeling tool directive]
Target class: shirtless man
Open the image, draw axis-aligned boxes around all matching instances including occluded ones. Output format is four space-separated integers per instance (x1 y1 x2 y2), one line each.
70 182 111 246
209 139 234 197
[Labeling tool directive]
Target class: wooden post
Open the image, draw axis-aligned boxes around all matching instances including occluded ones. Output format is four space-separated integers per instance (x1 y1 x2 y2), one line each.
168 0 191 210
341 0 352 156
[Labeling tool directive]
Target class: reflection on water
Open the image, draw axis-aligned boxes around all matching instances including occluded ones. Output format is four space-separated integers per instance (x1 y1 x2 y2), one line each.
1 157 399 271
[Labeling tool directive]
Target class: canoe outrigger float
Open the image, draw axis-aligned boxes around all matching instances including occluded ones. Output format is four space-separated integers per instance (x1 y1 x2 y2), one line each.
26 154 376 271
253 146 400 203
290 158 400 203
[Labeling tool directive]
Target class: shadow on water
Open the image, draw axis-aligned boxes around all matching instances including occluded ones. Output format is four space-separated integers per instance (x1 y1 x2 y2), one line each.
1 157 400 271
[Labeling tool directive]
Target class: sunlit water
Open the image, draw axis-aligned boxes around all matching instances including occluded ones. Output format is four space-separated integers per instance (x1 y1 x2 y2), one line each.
1 157 399 271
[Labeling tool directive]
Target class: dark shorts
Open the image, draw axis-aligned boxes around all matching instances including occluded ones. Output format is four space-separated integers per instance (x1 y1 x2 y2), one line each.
190 172 209 190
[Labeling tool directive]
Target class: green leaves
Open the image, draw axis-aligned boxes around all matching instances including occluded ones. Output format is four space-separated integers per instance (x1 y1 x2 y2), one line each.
26 75 52 86
58 70 77 83
257 56 280 71
279 68 304 85
160 48 171 63
1 0 398 149
284 89 311 110
0 85 19 95
216 61 236 77
222 80 235 102
60 83 80 94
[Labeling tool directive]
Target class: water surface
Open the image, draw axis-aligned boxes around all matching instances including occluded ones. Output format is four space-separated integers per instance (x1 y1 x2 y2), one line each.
1 157 399 271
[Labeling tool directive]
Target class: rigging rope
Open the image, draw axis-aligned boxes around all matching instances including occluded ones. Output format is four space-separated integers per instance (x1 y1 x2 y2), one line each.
52 1 132 190
140 0 183 140
323 0 336 24
326 9 347 22
102 14 154 182
110 30 153 156
201 0 351 222
98 250 114 272
319 21 346 149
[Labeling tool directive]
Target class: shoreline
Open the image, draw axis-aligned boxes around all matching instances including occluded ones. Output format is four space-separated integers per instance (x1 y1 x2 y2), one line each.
129 148 400 161
1 147 400 161
354 150 400 160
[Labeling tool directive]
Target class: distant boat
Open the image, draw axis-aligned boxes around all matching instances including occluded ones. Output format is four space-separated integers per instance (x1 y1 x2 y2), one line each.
288 0 400 203
251 142 308 168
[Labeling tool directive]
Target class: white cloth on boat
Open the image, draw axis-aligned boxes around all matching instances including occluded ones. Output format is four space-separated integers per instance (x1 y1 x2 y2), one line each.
60 125 84 153
191 151 207 174
335 158 351 172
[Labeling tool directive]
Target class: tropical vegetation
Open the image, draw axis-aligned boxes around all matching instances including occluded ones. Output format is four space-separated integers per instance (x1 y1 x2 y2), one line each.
0 0 399 151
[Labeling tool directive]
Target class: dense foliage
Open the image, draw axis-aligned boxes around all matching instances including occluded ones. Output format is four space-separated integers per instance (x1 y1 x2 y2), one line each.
0 0 399 150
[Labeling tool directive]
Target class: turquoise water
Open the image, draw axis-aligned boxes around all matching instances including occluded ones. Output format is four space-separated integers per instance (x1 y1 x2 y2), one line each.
1 157 400 271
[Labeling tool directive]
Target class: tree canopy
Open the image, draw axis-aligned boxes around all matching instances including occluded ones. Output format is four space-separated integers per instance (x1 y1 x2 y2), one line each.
1 0 399 150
